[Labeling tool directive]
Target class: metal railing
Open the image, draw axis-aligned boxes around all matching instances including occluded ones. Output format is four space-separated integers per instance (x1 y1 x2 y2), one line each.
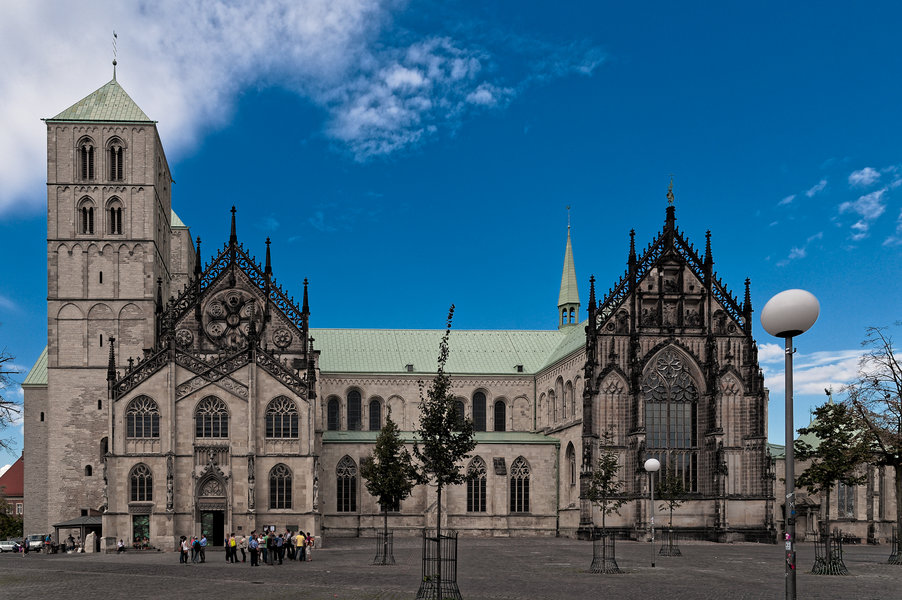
373 530 395 566
416 529 462 600
812 527 848 575
659 529 682 556
590 531 623 574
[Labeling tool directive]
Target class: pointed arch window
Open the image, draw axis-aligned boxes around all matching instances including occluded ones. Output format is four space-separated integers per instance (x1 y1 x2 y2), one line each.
327 397 340 431
493 400 506 432
566 443 576 486
336 455 357 512
453 400 466 428
78 198 95 234
78 140 95 180
369 398 382 431
510 456 530 513
126 395 160 438
108 139 124 181
269 464 292 509
130 464 153 502
195 396 229 438
347 390 362 431
265 396 299 438
473 391 486 432
642 349 699 492
467 456 487 512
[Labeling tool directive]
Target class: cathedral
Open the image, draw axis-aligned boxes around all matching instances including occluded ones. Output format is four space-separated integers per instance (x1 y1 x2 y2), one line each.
23 72 777 550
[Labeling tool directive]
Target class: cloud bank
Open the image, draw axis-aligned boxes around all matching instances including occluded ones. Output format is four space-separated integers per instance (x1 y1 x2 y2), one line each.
0 0 602 215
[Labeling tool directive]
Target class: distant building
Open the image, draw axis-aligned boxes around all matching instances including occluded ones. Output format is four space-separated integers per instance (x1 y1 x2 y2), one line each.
24 68 777 549
0 455 24 517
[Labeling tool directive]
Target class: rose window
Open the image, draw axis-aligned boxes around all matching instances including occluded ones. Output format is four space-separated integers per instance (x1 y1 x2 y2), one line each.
203 290 263 349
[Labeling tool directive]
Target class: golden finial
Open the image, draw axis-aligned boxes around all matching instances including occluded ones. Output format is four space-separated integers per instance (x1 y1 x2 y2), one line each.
666 175 674 205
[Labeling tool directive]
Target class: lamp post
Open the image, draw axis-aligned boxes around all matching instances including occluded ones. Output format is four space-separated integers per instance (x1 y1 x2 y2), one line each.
761 289 819 600
644 457 661 568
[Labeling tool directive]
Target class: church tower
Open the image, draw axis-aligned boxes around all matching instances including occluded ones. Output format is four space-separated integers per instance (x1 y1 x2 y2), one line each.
557 215 580 328
26 64 186 534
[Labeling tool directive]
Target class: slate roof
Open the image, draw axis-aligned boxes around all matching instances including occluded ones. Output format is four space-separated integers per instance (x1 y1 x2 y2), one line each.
47 79 152 123
21 347 47 386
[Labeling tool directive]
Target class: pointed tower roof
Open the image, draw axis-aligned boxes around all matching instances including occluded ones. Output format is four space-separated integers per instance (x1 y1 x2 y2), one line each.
47 78 153 123
557 223 580 307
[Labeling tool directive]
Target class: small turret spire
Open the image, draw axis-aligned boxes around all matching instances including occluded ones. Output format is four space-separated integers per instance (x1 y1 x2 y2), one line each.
557 213 580 328
106 336 117 383
588 275 596 310
230 206 237 244
743 278 753 334
194 237 202 276
704 230 713 266
264 237 272 275
665 177 676 231
302 278 310 316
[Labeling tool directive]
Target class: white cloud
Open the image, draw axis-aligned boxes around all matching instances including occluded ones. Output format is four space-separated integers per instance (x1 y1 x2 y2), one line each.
762 348 863 396
787 247 806 260
849 167 880 187
778 194 796 206
757 342 785 363
805 179 827 197
0 1 602 215
839 188 887 240
883 209 902 247
0 464 10 478
0 295 17 311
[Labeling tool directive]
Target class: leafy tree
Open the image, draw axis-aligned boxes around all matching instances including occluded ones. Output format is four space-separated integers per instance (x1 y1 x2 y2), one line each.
585 428 627 532
844 325 902 557
0 347 22 452
656 466 687 530
412 306 476 588
360 410 417 564
795 400 869 530
0 495 23 539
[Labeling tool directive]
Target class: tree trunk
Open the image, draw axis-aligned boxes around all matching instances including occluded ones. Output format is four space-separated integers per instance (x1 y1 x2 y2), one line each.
436 484 443 592
383 505 389 564
895 463 902 553
824 487 831 536
669 503 674 529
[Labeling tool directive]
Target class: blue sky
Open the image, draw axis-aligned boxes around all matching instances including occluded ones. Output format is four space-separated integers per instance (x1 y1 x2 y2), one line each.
1 1 901 470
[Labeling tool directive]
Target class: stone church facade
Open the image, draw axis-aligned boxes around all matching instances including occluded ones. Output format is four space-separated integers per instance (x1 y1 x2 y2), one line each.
23 73 777 549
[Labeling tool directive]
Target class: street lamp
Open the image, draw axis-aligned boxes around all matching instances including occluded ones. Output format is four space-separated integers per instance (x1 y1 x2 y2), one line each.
644 457 661 568
761 289 819 600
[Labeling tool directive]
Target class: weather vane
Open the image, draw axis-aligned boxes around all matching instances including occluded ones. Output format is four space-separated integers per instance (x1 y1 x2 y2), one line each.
112 30 118 79
566 205 571 230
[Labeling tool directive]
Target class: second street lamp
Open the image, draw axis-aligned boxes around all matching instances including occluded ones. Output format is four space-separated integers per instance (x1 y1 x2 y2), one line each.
644 457 661 568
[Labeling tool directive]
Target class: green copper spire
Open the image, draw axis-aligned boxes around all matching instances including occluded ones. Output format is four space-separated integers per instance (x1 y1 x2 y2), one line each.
48 78 153 123
557 211 580 328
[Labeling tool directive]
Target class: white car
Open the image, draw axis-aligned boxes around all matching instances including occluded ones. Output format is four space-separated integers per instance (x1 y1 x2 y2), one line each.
25 534 46 551
0 539 22 552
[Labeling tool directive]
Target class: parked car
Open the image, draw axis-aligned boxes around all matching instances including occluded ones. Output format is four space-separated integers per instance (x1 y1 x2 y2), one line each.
0 539 22 552
25 534 46 551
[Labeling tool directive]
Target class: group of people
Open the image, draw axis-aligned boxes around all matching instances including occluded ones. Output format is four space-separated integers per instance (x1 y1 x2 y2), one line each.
177 531 315 566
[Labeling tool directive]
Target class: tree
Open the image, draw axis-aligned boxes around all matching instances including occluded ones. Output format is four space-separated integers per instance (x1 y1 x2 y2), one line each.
0 495 23 539
844 325 902 559
360 410 417 564
585 428 627 532
0 348 22 452
412 306 476 591
795 400 869 531
656 466 687 530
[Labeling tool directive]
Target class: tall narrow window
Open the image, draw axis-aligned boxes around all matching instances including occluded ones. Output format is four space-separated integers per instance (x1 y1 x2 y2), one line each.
453 400 465 427
837 482 856 518
327 397 340 431
336 455 357 512
493 400 506 432
269 464 292 509
80 204 95 234
643 349 699 492
347 390 362 431
509 456 530 513
369 399 382 431
108 200 123 235
195 396 229 438
265 396 299 438
109 143 124 181
126 396 160 438
473 391 486 432
566 443 576 486
79 141 95 180
130 464 153 502
467 456 487 512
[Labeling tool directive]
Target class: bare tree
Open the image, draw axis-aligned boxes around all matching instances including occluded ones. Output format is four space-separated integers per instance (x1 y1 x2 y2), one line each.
844 325 902 558
0 348 22 452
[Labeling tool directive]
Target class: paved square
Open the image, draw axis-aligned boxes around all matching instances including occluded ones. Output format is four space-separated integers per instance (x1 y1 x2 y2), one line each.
1 537 900 599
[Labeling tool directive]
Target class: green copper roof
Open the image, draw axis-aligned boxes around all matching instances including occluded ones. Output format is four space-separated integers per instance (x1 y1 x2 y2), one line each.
324 431 559 445
48 79 152 123
558 226 580 308
171 209 187 229
310 328 569 375
22 347 47 387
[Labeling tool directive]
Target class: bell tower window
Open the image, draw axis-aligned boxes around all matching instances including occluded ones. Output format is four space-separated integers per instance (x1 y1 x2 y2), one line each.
109 142 124 181
78 198 95 234
79 141 95 180
108 198 123 235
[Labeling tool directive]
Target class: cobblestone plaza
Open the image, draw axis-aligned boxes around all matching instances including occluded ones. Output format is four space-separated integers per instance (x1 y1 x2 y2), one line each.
1 537 900 599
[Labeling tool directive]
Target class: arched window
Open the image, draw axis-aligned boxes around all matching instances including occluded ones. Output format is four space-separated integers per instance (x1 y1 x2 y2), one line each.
265 396 299 438
269 464 292 509
569 308 575 323
510 456 530 513
347 390 362 431
561 308 567 326
78 198 95 234
336 455 357 512
78 139 95 180
473 391 486 432
327 397 340 431
493 400 506 432
549 390 557 424
453 400 465 427
369 399 382 431
195 396 229 438
108 198 123 235
643 349 699 492
467 456 487 512
126 395 160 438
566 443 576 486
108 139 124 181
130 464 153 502
84 465 93 477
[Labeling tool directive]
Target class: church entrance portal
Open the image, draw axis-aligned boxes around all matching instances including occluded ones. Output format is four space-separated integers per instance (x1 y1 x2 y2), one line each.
200 511 225 547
